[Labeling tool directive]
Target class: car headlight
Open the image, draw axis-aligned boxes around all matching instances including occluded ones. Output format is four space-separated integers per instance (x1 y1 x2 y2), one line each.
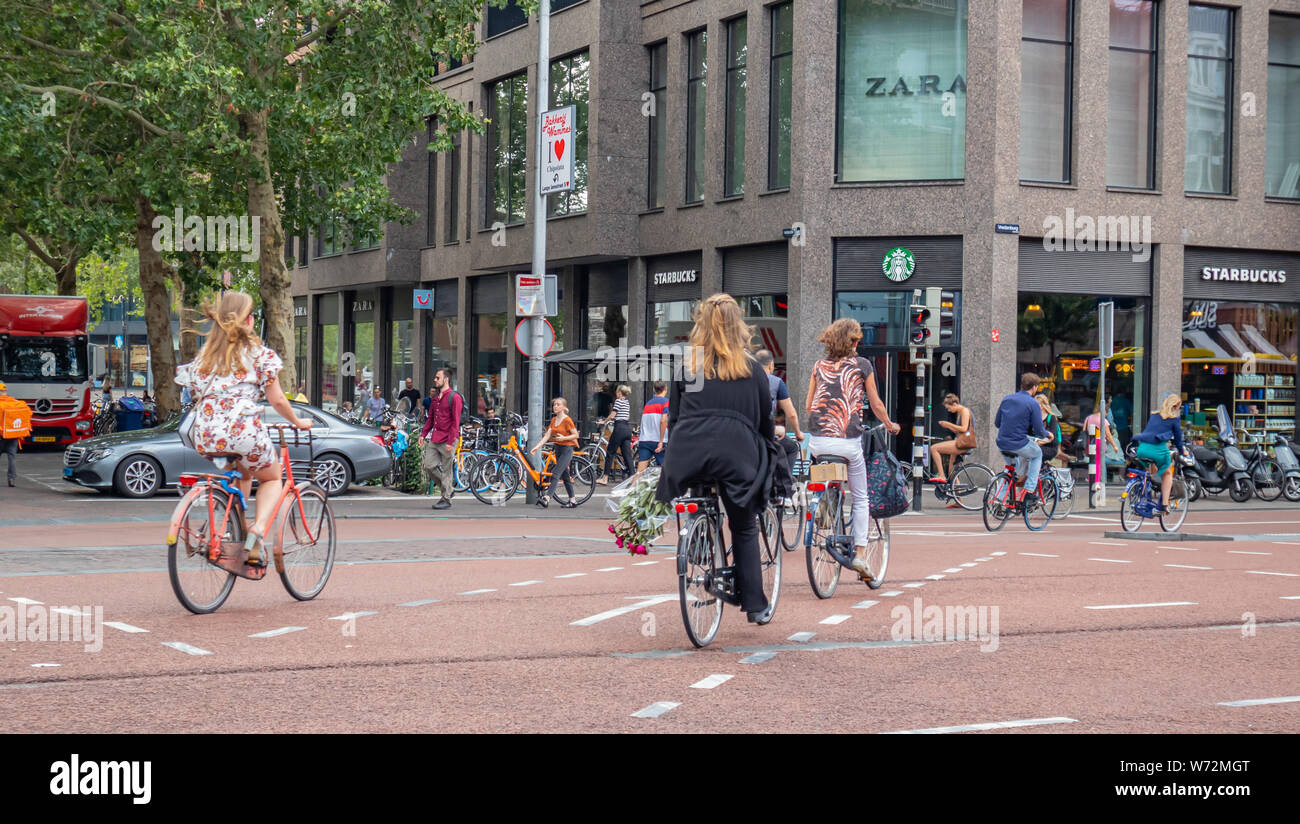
86 448 114 462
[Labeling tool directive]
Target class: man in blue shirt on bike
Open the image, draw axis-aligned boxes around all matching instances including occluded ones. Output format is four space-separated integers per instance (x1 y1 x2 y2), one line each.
995 373 1051 506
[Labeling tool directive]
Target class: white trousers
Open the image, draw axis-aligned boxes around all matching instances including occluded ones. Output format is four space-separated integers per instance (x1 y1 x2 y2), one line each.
809 435 871 548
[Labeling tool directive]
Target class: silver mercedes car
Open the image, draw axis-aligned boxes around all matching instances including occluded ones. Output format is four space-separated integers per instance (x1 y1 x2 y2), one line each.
61 402 392 497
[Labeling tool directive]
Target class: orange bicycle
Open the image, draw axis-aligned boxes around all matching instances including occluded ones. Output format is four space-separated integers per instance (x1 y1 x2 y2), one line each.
467 431 597 506
165 425 336 614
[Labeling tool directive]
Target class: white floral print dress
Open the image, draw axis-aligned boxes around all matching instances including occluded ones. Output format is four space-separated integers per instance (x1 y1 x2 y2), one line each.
175 346 283 473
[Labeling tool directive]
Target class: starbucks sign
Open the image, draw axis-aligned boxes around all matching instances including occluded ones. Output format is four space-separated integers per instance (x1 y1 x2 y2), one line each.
882 247 916 282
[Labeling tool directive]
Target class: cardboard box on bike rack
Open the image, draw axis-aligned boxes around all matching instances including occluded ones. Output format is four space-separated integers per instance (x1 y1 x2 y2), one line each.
810 463 848 484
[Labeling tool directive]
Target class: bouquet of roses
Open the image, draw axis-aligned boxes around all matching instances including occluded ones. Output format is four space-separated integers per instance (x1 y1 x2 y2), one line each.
605 467 671 555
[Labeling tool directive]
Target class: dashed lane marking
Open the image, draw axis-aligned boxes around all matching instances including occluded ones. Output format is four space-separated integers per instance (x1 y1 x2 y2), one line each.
943 568 963 573
690 674 734 690
457 589 498 595
1245 570 1299 577
739 651 777 664
903 582 925 588
975 557 993 562
103 622 148 633
249 626 306 639
959 563 978 568
1282 596 1300 600
570 594 676 627
328 611 380 620
595 567 623 572
632 561 658 566
852 600 879 610
631 701 680 718
1164 564 1212 570
925 574 945 580
162 642 212 656
398 600 438 607
1084 601 1198 610
1020 553 1059 558
879 590 904 597
8 597 42 605
1218 696 1300 708
1159 546 1199 551
990 551 1007 556
788 632 816 643
555 573 586 578
1088 558 1131 564
32 663 60 668
1090 542 1127 547
1228 551 1271 555
509 580 543 587
820 615 852 625
881 717 1078 735
48 607 88 616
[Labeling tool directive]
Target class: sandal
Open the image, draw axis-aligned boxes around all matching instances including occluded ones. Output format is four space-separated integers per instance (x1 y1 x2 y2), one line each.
244 528 266 567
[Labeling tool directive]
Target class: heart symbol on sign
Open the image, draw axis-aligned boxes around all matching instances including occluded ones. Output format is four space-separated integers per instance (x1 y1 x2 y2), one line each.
554 139 565 160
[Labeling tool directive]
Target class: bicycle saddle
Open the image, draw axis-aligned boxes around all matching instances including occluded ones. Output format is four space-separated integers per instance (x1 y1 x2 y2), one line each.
813 455 849 465
1000 450 1020 462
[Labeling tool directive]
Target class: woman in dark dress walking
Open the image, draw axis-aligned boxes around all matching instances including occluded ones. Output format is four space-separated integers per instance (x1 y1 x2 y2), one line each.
656 294 777 624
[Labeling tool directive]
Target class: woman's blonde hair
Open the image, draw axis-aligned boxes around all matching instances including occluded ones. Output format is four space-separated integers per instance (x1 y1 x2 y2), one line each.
688 293 754 381
194 291 260 378
616 384 630 398
943 393 961 407
551 396 568 414
1035 393 1052 416
1158 393 1181 420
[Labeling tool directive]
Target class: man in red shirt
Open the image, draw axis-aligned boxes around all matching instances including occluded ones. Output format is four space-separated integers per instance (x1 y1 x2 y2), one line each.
418 368 463 510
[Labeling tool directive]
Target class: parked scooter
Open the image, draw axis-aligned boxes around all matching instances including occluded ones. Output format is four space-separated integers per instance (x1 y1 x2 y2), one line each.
1183 405 1254 503
1239 434 1285 502
1273 434 1300 502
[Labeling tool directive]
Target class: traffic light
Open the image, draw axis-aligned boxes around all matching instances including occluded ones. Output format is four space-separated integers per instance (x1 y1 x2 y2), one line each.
939 290 956 344
924 288 943 345
908 303 931 346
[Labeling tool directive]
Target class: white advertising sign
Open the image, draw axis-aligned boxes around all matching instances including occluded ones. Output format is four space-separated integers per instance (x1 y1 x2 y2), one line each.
539 105 576 196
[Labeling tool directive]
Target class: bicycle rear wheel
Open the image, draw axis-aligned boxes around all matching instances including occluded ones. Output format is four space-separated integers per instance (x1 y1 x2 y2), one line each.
277 485 337 600
778 484 806 551
860 518 890 589
805 485 843 599
949 463 994 511
1119 480 1147 532
678 514 723 648
757 504 782 622
1253 459 1283 501
168 487 238 614
566 454 598 506
470 455 520 504
982 473 1014 532
1159 475 1190 532
1024 476 1058 531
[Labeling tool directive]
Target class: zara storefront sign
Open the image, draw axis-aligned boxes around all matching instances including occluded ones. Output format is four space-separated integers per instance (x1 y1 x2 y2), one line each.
653 270 697 287
1201 266 1287 284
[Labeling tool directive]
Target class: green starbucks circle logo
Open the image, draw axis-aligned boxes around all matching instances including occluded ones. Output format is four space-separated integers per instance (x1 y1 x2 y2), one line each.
883 247 915 282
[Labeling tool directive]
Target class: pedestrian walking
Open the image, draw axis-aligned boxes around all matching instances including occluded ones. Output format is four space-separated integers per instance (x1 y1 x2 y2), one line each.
596 384 633 485
397 378 422 417
0 381 31 487
636 381 670 471
361 387 388 423
531 397 581 508
419 368 463 509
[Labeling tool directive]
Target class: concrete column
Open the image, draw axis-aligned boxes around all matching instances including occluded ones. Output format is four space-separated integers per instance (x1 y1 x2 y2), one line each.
1151 243 1184 404
627 257 648 410
701 246 723 297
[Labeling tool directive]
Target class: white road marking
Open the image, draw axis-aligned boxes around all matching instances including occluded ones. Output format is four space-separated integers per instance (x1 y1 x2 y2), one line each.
398 600 438 607
1245 570 1299 577
458 589 498 595
788 632 817 643
943 568 963 573
1084 601 1198 610
1282 596 1300 600
1069 515 1120 522
595 567 623 572
555 573 586 578
1159 546 1198 551
881 717 1077 735
879 590 904 597
31 663 60 668
509 580 543 587
1271 541 1300 546
820 614 852 625
925 574 946 580
1164 564 1212 570
162 641 213 656
48 607 88 616
1088 558 1131 564
328 611 380 620
1228 551 1270 555
570 594 676 627
959 562 978 568
1089 541 1127 547
632 561 658 566
975 557 993 562
8 597 42 605
852 600 879 610
990 551 1007 556
1019 552 1059 558
1218 696 1300 708
690 674 734 690
740 651 777 664
249 626 306 639
103 621 148 633
902 582 925 588
631 701 680 718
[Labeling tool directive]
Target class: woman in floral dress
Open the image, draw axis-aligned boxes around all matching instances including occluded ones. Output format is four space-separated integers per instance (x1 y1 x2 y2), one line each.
175 291 312 565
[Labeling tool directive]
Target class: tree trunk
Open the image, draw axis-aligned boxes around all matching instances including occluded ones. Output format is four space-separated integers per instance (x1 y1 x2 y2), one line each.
135 196 181 418
55 249 79 296
175 273 201 364
242 108 295 393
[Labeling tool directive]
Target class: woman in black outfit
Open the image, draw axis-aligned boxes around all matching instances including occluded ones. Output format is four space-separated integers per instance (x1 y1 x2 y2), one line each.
596 384 634 485
657 294 777 624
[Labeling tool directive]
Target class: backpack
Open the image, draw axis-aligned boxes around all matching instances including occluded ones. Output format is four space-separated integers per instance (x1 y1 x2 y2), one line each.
0 395 32 441
862 426 911 518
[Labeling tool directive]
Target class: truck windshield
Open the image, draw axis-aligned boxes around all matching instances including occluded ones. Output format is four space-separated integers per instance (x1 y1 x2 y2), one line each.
0 338 87 383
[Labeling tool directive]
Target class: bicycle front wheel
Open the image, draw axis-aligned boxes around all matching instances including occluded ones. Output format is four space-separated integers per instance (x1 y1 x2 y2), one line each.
1119 481 1146 532
276 485 336 600
950 463 994 511
757 504 782 622
1024 476 1058 531
678 514 723 648
860 518 890 589
982 473 1014 532
168 487 238 614
1160 475 1190 532
778 485 806 551
470 455 520 505
1253 459 1284 501
806 486 843 599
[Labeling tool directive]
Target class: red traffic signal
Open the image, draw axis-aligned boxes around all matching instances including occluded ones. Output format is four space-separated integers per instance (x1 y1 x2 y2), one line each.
909 304 931 345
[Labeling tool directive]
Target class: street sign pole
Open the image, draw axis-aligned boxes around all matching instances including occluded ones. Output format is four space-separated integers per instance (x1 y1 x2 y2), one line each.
1094 301 1115 506
526 0 551 504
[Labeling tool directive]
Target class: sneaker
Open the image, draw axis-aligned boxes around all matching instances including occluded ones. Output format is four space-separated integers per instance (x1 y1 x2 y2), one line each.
535 497 549 509
746 603 775 625
851 553 873 581
432 500 451 510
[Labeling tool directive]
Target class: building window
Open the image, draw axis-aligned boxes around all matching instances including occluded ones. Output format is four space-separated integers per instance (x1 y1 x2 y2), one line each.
836 0 968 182
1020 0 1073 183
1186 5 1233 195
485 0 527 38
284 235 296 269
298 233 308 267
685 29 707 204
427 119 438 246
724 17 747 197
769 2 793 190
446 129 461 243
1267 13 1300 199
349 224 379 251
648 42 668 209
316 216 340 257
486 72 528 226
1107 0 1157 189
549 51 590 216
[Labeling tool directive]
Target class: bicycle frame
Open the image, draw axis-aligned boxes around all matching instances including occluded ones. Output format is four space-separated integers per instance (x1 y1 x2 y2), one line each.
673 491 740 608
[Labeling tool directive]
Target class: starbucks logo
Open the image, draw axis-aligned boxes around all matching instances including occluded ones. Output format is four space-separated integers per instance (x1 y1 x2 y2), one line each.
882 247 915 282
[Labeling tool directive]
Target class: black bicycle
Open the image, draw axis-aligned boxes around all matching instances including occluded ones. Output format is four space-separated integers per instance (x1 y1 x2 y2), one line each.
917 435 994 510
673 483 781 648
803 450 890 598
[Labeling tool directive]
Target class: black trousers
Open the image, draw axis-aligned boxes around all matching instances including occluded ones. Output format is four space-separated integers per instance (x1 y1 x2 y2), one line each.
2 438 16 482
606 421 633 476
719 493 766 614
545 445 575 501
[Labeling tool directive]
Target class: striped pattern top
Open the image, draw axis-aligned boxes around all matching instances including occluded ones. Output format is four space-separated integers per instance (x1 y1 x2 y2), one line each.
612 397 630 421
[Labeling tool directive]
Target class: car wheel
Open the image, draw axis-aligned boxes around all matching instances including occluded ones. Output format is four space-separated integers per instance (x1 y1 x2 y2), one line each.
313 454 353 497
114 455 162 498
